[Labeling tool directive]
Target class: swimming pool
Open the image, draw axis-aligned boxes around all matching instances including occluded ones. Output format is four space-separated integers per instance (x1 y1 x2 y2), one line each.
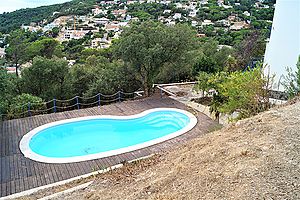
19 108 197 163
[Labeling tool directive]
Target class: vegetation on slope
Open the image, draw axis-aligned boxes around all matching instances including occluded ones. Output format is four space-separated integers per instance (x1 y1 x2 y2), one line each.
0 20 268 119
0 0 96 33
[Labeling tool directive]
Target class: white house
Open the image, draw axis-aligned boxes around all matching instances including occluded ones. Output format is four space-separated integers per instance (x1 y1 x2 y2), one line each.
63 29 88 40
163 9 172 14
92 7 102 16
200 0 208 5
216 19 230 27
222 4 233 9
21 25 42 32
93 17 110 25
175 3 183 8
167 21 176 26
0 48 5 58
43 23 58 32
202 19 214 26
125 15 132 21
92 38 109 48
173 13 182 20
127 0 138 4
118 21 128 27
189 10 197 17
243 11 251 17
191 20 198 27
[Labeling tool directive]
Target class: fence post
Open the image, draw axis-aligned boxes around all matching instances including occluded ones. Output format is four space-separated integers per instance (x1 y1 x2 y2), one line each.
53 98 56 113
98 93 101 106
118 91 121 103
76 96 80 110
160 88 163 98
28 102 31 117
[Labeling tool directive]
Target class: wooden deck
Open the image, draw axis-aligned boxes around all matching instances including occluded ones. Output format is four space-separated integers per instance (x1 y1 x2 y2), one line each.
0 96 217 198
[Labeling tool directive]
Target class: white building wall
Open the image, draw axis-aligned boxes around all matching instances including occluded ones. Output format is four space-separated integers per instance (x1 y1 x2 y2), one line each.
264 0 300 91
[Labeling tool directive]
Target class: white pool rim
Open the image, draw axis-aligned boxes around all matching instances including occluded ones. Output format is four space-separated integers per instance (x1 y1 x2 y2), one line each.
19 108 198 163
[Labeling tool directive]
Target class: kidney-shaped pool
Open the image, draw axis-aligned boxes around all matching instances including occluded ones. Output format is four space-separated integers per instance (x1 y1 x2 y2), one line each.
19 108 197 163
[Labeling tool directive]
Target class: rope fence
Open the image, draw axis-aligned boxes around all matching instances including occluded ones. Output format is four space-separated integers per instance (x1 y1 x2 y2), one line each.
0 91 144 121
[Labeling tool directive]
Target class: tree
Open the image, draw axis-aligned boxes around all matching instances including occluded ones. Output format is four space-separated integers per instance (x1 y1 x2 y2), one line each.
62 38 86 60
195 66 270 121
234 30 266 70
132 11 152 21
67 55 110 96
0 68 18 115
68 64 96 96
193 56 219 76
114 21 197 96
219 67 269 119
5 29 29 76
85 62 139 96
27 38 63 59
20 56 69 100
195 71 227 121
51 27 60 38
192 40 234 76
67 55 140 97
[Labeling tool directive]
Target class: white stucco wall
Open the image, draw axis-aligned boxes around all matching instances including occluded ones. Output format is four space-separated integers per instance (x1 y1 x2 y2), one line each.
264 0 300 91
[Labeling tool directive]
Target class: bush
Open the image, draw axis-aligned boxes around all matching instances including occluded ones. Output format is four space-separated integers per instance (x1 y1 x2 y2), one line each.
195 65 270 120
8 94 46 119
282 56 300 98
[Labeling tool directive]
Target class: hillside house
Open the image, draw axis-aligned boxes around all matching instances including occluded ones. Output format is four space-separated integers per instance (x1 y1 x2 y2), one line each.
112 9 127 18
92 7 107 16
105 23 120 32
93 17 110 25
173 13 182 20
201 19 214 26
21 25 42 32
230 21 249 30
0 48 5 58
191 20 198 27
189 10 197 17
91 37 111 48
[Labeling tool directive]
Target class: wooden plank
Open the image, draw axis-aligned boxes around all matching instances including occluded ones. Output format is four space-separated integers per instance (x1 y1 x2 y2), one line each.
93 159 106 171
49 163 60 183
58 164 69 180
5 176 11 196
0 183 7 197
67 163 81 177
8 156 15 195
1 156 9 183
20 157 29 193
63 163 76 180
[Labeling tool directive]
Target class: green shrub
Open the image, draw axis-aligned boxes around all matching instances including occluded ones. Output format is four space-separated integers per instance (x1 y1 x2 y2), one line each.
195 65 270 120
8 94 46 119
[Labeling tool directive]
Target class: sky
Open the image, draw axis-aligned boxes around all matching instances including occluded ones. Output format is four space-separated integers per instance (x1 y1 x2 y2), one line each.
264 0 300 91
0 0 71 14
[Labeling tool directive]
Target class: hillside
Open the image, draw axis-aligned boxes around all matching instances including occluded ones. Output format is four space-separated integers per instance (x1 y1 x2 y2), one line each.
35 100 300 199
0 0 95 33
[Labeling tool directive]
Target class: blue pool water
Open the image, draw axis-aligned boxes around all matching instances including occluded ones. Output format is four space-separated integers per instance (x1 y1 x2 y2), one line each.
29 110 191 158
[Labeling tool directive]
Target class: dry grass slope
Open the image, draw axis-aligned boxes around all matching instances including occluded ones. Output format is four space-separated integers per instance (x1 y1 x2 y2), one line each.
32 102 300 199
